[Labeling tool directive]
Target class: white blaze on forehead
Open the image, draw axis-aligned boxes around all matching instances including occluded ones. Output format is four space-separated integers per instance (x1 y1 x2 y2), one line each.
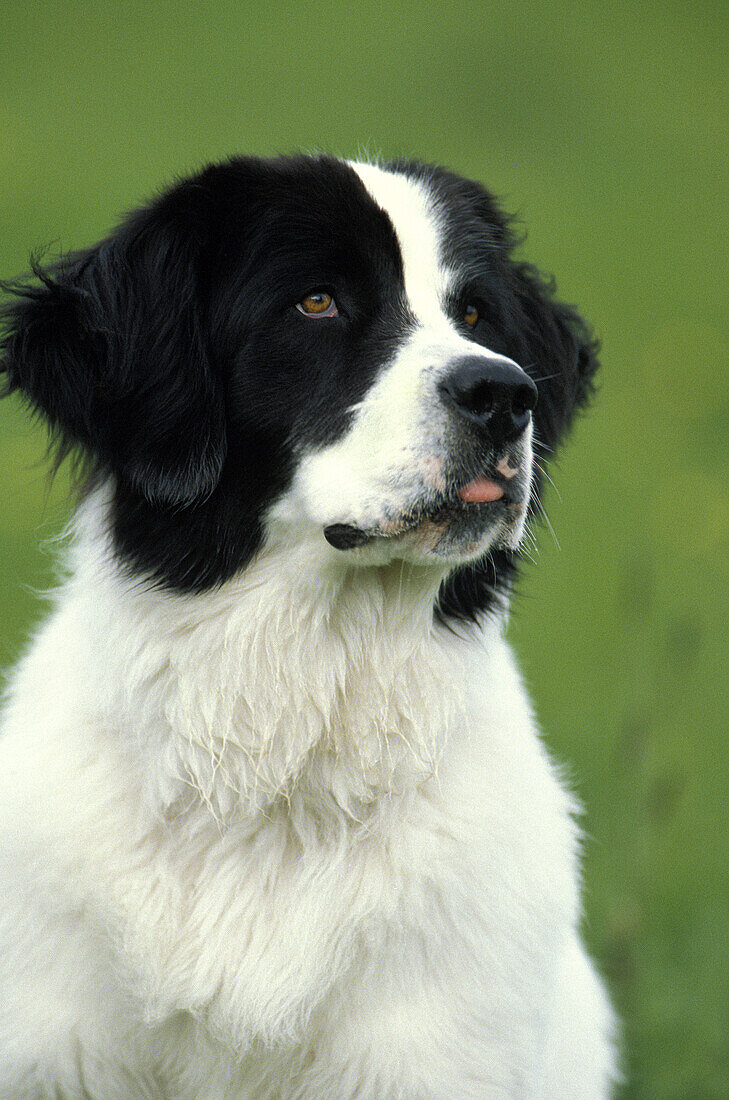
349 161 453 326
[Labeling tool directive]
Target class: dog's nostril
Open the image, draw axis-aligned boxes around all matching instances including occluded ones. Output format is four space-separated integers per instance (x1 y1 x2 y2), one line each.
512 382 538 419
468 382 495 419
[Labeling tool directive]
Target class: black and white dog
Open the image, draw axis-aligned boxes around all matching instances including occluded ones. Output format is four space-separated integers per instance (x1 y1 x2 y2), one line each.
0 156 618 1098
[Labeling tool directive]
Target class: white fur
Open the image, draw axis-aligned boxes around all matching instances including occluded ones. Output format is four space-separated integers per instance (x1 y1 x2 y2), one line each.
350 161 453 324
0 488 618 1098
0 164 619 1097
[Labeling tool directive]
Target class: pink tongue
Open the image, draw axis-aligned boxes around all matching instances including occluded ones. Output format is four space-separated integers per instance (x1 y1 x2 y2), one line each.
459 478 505 504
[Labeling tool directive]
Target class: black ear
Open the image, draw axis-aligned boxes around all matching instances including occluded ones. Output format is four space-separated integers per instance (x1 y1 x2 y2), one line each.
1 189 226 506
507 259 599 454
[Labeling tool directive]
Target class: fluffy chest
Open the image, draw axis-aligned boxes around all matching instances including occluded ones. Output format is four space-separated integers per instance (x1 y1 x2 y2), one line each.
6 521 581 1058
110 638 579 1056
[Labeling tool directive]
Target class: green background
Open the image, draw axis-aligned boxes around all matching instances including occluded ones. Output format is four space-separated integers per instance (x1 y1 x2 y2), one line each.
1 2 727 1094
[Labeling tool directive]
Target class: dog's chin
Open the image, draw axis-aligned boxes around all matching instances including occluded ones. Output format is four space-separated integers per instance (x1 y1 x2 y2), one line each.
390 500 528 566
324 496 529 568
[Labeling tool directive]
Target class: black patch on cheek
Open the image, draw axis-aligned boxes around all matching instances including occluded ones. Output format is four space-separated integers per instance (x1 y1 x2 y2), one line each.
234 299 416 458
294 298 417 452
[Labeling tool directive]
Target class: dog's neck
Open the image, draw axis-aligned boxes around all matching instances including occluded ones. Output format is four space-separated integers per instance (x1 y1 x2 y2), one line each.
71 491 482 829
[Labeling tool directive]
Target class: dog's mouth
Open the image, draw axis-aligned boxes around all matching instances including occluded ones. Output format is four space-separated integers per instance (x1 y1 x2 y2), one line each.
323 471 525 552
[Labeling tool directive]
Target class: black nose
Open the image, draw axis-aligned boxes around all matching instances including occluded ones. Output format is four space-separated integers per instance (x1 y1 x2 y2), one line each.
438 355 538 445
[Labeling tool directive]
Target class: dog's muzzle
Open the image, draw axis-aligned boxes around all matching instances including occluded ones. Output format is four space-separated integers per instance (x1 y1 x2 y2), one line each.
320 353 536 554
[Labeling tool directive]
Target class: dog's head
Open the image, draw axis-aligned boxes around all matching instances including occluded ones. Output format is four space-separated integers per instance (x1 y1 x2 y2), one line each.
1 155 597 620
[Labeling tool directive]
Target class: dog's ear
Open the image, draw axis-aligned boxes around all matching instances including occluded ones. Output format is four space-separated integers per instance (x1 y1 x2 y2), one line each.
507 259 599 454
1 188 226 507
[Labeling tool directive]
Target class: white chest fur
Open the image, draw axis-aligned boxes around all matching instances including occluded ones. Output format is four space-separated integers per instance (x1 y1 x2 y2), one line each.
0 495 610 1097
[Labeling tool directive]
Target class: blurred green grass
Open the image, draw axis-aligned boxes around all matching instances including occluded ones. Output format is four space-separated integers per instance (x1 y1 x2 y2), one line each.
1 2 727 1094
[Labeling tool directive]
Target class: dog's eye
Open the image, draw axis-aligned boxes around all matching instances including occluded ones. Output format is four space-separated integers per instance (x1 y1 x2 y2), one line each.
296 291 339 318
464 304 479 327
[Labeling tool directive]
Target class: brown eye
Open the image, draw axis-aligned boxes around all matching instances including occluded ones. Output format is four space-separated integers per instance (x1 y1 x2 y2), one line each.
296 291 339 318
464 304 479 327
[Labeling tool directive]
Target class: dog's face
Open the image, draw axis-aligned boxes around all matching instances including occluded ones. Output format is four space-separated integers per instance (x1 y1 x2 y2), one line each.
1 155 597 618
271 161 537 568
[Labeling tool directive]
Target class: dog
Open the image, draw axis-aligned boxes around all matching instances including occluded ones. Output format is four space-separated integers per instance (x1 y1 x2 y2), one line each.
0 155 618 1098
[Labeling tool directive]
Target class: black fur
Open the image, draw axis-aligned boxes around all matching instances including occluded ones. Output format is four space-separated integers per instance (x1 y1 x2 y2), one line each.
1 154 597 618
